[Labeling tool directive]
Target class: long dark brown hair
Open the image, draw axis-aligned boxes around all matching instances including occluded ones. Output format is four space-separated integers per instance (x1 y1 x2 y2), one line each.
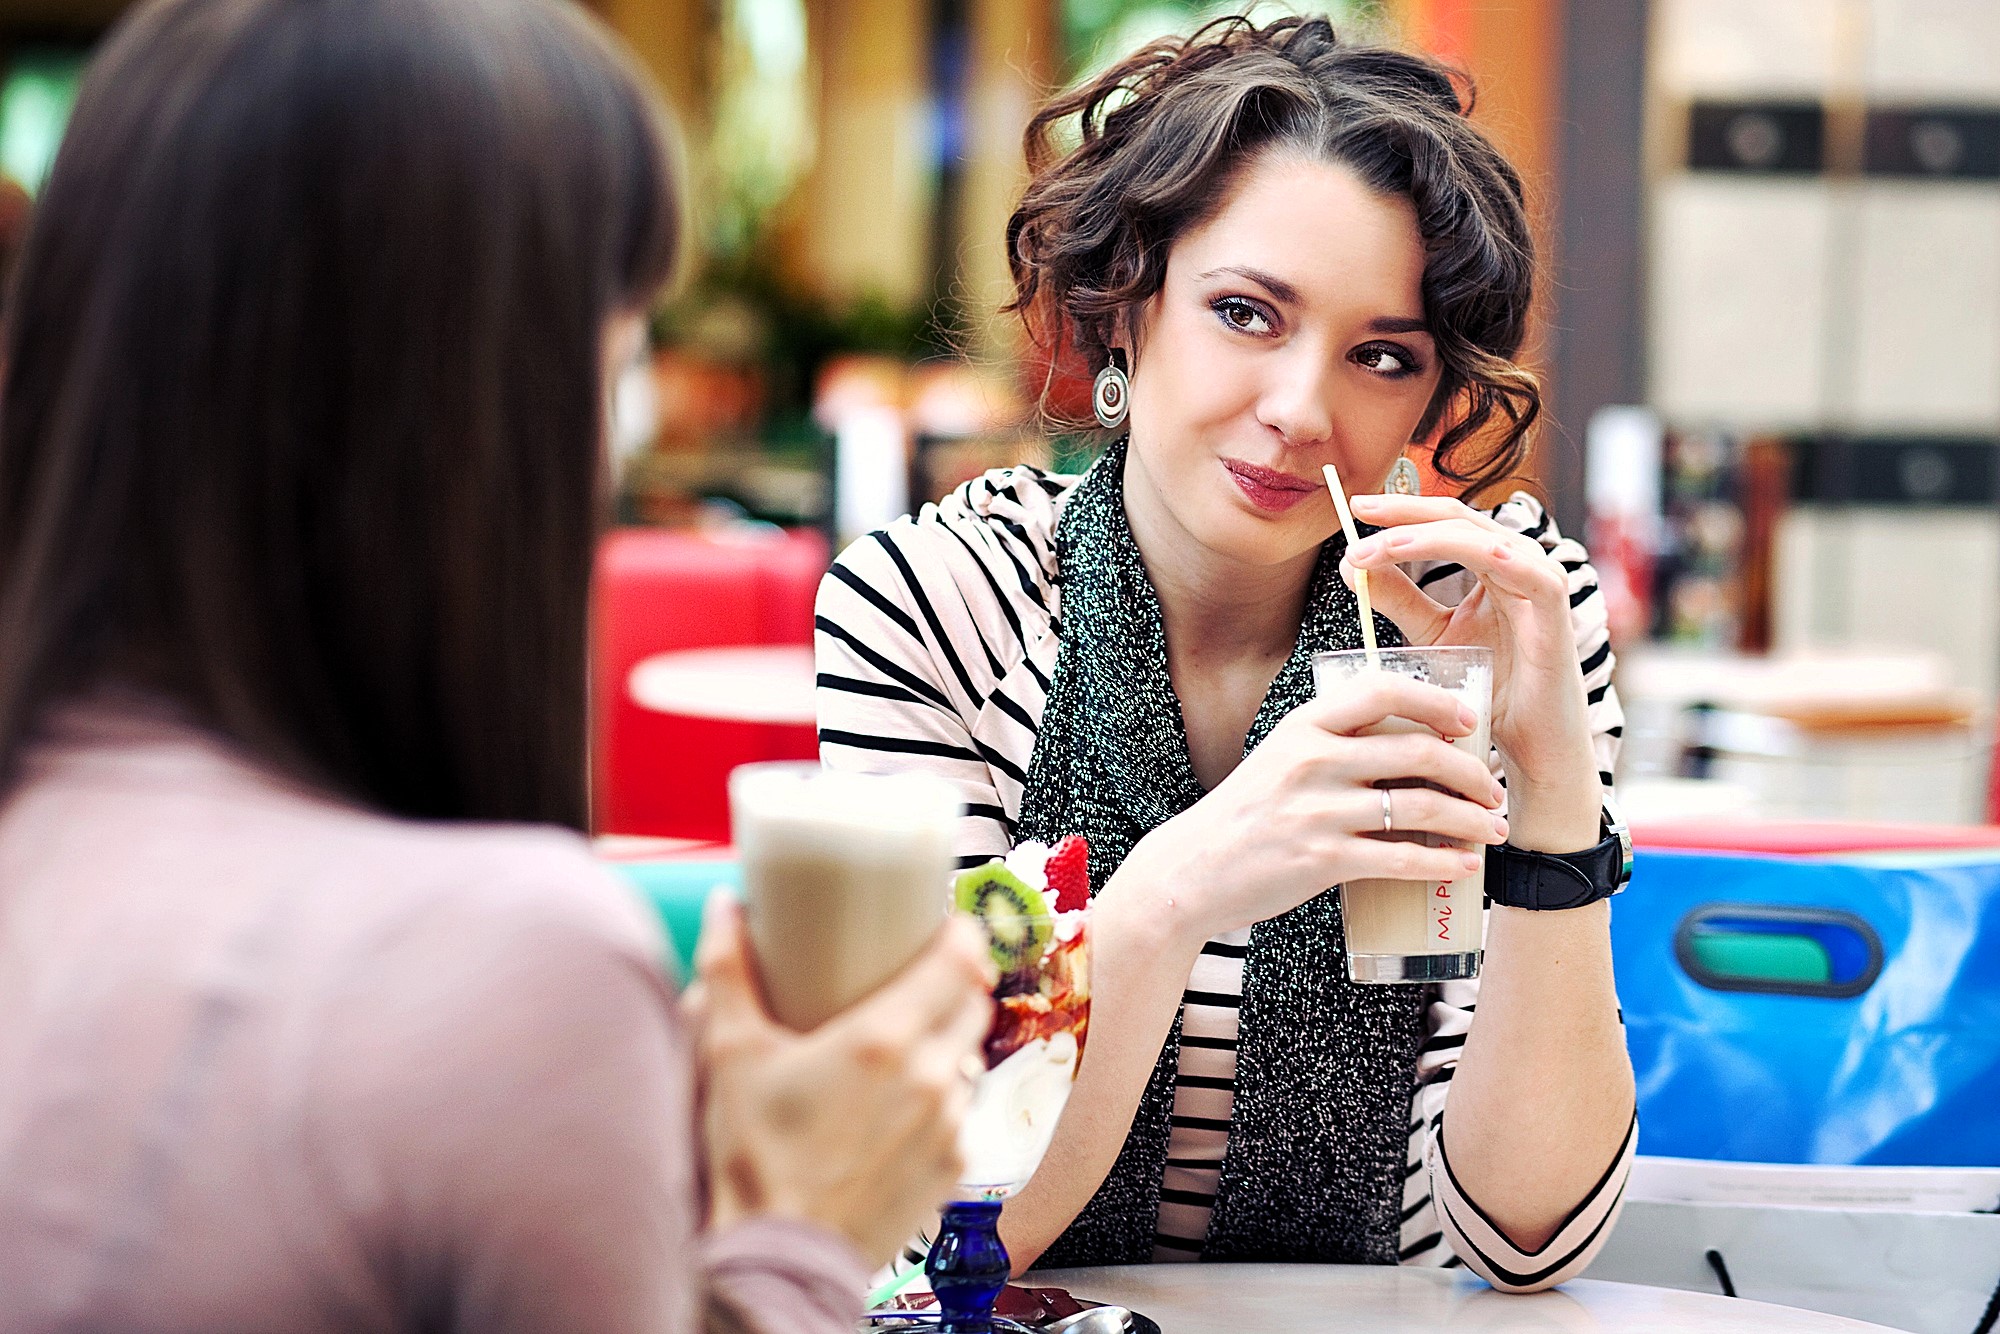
0 0 680 828
1008 15 1538 492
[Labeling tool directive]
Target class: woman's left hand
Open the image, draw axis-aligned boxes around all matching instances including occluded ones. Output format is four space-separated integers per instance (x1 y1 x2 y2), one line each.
1341 492 1594 791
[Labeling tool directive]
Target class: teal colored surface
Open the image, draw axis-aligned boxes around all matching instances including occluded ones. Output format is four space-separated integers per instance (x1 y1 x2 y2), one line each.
0 49 84 194
1687 931 1832 985
611 861 740 983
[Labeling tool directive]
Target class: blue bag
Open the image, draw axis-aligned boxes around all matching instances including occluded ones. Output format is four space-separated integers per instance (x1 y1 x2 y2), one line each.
1613 847 2000 1166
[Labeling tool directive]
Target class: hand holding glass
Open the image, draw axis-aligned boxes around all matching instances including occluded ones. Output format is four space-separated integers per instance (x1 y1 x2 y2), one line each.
729 763 959 1029
1313 646 1494 983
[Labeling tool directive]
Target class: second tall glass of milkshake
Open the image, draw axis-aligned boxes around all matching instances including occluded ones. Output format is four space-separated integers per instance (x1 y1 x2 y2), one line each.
1312 645 1494 983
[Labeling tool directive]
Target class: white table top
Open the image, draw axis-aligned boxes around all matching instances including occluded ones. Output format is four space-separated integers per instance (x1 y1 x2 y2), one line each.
626 645 817 724
1028 1264 1898 1334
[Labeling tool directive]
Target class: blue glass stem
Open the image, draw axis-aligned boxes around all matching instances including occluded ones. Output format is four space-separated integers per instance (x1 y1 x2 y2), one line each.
926 1201 1009 1334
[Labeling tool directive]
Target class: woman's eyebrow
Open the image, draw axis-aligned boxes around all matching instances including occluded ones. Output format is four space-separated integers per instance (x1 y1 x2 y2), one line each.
1194 264 1301 304
1196 266 1431 336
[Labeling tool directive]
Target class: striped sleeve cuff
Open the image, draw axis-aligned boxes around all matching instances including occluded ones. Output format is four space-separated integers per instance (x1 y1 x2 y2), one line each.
1428 1110 1637 1292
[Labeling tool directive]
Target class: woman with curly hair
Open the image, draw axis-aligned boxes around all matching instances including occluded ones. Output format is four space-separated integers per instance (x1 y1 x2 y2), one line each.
816 15 1636 1291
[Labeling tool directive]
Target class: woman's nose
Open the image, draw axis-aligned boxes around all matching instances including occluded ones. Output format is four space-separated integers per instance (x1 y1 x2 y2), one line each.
1254 347 1335 448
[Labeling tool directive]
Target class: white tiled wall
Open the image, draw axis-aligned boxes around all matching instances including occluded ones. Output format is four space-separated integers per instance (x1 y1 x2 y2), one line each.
1652 0 2000 715
1655 0 1844 99
1649 177 1833 430
1652 0 2000 437
1849 183 2000 433
1774 505 2000 699
1866 0 2000 100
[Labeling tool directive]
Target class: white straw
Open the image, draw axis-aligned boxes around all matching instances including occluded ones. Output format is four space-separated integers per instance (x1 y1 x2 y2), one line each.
1323 464 1382 671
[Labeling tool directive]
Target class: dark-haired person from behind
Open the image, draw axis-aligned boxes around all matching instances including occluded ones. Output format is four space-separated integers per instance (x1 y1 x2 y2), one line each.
817 16 1636 1290
0 0 991 1329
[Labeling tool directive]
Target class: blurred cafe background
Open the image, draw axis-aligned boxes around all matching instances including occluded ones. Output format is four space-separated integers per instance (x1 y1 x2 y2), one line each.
5 0 1993 836
1 0 1997 1324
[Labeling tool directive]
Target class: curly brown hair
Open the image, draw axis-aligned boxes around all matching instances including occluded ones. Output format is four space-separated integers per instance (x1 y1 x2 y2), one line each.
1007 14 1539 492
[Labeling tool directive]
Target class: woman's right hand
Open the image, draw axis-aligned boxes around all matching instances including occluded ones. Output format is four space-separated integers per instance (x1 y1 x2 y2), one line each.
1119 674 1508 944
685 895 994 1266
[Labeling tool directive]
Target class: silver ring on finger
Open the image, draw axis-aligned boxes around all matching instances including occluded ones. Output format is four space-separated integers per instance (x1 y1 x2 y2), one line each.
1382 788 1395 834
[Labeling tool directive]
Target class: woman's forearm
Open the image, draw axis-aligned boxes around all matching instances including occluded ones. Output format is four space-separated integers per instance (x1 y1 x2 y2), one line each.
998 845 1204 1270
1441 759 1635 1253
1442 902 1633 1251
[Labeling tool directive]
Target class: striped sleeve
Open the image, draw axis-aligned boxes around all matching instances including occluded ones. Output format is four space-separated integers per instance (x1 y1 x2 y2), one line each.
1507 494 1629 808
1419 490 1627 800
1395 493 1633 1287
813 468 1067 866
1429 1101 1638 1291
1395 978 1475 1269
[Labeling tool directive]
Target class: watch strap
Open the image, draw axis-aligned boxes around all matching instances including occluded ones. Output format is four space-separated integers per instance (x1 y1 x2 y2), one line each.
1486 822 1632 911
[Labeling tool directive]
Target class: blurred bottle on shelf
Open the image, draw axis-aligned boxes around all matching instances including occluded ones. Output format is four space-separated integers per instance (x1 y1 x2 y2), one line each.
1649 427 1788 655
1585 406 1664 648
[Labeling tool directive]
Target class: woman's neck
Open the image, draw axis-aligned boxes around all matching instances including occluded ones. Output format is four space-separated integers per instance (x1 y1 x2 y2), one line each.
1121 454 1317 669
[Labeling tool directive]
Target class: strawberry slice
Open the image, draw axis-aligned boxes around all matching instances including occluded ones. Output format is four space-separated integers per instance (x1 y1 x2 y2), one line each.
1045 834 1091 912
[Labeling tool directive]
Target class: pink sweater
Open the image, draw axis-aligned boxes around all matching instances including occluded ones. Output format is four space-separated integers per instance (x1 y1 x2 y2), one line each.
0 709 867 1333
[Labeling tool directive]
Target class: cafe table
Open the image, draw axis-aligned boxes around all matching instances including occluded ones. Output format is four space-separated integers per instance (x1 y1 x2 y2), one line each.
627 643 817 724
1026 1264 1899 1333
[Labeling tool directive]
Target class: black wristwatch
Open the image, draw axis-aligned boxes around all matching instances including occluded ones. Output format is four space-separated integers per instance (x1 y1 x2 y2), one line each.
1485 818 1633 910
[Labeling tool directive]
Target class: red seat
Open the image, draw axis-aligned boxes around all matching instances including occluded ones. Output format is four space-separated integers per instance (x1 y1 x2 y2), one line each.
1989 722 2000 825
591 527 827 841
1632 821 2000 854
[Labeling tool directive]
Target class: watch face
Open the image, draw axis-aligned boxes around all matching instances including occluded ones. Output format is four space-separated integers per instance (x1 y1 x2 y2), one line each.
1612 823 1634 888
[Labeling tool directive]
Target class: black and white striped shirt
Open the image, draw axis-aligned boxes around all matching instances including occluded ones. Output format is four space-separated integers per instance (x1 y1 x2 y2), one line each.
816 466 1633 1289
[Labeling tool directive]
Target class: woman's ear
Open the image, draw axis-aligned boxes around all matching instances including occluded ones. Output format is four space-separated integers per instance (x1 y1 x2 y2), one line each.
1120 289 1166 370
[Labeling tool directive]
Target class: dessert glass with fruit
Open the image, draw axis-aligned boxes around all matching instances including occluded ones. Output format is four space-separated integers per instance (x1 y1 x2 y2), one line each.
908 836 1093 1334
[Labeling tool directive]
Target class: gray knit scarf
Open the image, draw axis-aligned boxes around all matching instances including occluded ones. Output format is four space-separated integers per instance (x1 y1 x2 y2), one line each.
1018 440 1430 1267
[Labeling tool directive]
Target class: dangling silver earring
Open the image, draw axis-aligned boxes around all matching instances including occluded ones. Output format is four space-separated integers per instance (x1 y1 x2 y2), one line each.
1387 452 1422 496
1092 351 1129 430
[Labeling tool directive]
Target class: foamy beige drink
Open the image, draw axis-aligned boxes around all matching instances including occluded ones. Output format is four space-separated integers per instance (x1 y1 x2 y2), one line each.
729 763 960 1030
1311 647 1493 984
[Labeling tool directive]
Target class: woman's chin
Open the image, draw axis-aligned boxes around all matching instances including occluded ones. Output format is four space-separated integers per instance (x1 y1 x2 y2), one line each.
1183 500 1328 570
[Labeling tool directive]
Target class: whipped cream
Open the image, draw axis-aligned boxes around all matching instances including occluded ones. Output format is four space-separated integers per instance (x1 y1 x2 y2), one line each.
957 1031 1080 1198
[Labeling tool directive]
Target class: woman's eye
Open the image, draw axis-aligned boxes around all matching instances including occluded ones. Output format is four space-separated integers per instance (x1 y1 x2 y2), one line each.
1355 343 1419 378
1212 298 1274 335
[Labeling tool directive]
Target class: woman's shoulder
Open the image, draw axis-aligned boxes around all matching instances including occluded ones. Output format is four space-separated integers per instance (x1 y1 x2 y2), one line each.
264 805 667 993
875 464 1071 583
821 464 1077 655
938 463 1077 554
283 810 693 1310
0 730 689 1334
143 720 664 972
8 716 672 1044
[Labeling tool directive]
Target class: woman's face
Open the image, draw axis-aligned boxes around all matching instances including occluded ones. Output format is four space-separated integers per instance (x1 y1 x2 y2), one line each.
1122 151 1445 570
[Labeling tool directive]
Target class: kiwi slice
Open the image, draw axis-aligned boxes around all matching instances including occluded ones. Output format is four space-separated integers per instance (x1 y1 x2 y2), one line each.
953 860 1052 971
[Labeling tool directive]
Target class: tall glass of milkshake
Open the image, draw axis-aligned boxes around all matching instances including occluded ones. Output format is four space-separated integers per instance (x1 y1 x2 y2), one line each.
1312 646 1493 984
728 763 960 1030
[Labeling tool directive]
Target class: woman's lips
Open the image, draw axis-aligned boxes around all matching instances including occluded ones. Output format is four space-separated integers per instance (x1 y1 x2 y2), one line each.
1222 458 1319 513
